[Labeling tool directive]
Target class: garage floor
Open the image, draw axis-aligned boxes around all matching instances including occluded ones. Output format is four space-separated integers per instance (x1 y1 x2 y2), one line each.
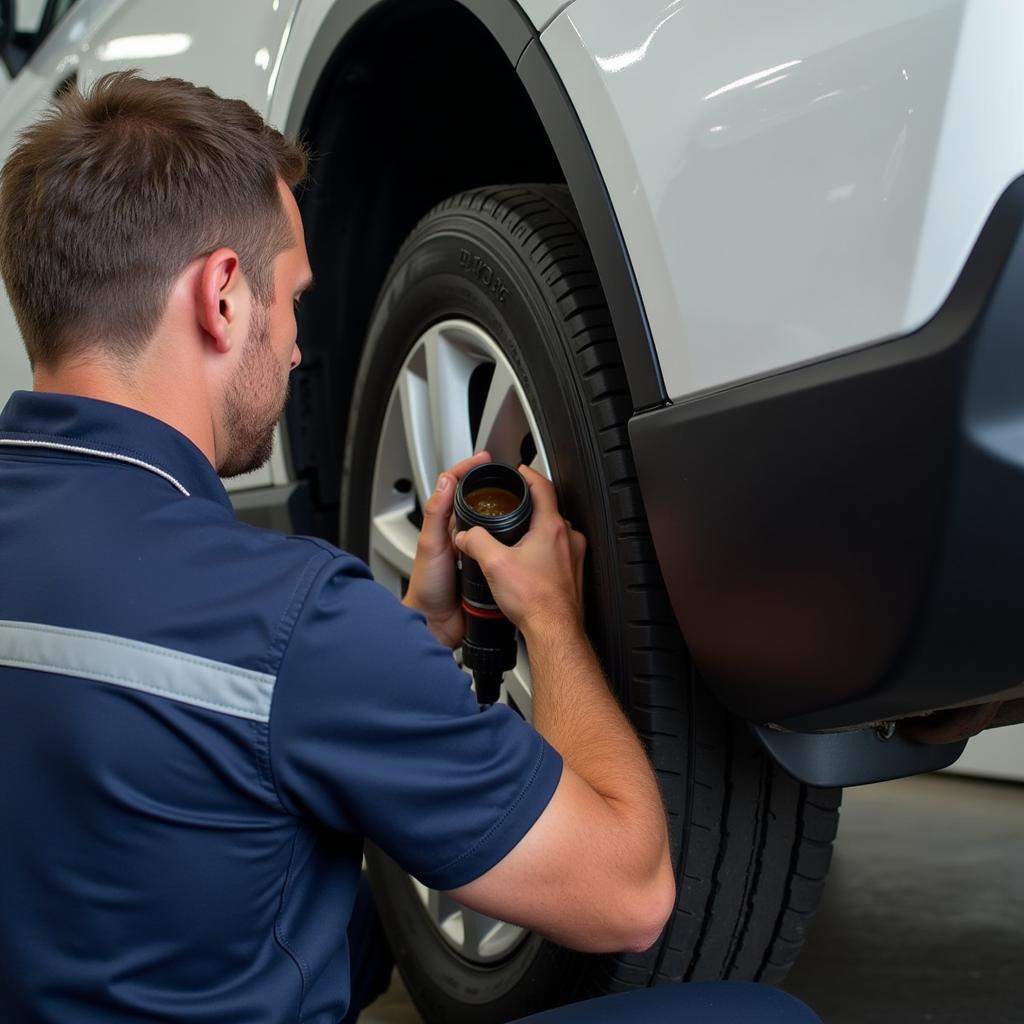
363 773 1023 1024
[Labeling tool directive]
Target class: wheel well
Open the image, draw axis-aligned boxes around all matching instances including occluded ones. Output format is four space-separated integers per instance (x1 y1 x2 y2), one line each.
285 0 562 541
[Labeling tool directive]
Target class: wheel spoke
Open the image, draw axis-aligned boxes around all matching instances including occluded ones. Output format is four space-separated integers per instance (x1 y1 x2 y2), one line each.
427 887 463 928
529 449 551 478
424 326 477 472
475 360 529 464
370 506 418 580
398 356 437 509
479 920 520 960
460 907 496 960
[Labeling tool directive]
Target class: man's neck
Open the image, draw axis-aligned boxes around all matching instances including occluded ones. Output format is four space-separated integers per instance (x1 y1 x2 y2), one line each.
33 359 218 469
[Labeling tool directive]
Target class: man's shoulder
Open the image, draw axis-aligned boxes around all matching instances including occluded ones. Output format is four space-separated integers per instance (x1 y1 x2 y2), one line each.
195 518 376 608
242 524 344 563
195 513 366 574
96 511 378 673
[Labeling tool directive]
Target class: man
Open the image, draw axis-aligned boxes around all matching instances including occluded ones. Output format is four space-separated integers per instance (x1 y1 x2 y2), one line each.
0 73 820 1024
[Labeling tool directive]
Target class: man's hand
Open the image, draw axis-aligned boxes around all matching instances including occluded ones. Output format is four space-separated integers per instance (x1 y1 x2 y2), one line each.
402 451 492 648
453 466 587 638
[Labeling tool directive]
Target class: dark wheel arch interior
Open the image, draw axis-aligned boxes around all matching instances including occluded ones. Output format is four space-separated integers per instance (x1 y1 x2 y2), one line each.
284 0 563 540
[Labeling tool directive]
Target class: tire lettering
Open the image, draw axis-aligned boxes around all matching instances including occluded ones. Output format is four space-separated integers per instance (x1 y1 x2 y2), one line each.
457 248 509 304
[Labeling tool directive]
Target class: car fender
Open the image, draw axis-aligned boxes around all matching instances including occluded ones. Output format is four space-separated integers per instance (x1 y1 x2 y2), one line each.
542 0 1024 402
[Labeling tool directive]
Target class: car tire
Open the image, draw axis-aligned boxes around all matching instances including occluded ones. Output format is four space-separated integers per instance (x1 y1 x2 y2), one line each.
340 185 841 1022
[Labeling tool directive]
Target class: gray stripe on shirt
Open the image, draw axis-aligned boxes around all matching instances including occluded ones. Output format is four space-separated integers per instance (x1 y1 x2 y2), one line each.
0 619 274 722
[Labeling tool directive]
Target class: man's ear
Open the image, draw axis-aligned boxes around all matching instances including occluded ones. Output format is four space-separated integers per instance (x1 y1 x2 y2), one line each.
197 248 245 354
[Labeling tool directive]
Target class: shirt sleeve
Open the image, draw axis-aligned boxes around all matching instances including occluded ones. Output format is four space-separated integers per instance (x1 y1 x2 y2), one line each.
268 552 563 891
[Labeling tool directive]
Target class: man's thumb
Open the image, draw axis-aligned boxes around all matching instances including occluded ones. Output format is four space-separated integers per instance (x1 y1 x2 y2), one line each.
422 473 453 522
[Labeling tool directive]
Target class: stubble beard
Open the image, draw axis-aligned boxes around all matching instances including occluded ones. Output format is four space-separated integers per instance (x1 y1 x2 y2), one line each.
219 302 289 479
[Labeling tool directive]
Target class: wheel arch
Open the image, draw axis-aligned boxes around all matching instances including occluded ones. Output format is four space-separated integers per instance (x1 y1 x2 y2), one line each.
279 0 664 539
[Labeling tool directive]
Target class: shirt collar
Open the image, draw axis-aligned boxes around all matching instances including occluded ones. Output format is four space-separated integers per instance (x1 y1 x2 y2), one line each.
0 390 233 510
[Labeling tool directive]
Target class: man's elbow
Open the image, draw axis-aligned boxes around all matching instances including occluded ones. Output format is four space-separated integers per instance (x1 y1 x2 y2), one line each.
621 867 676 953
546 870 674 954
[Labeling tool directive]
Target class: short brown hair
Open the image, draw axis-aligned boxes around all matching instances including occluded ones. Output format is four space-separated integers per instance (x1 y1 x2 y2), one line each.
0 71 308 368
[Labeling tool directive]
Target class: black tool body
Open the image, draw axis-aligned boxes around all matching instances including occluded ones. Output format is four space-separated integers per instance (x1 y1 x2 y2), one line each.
454 463 532 704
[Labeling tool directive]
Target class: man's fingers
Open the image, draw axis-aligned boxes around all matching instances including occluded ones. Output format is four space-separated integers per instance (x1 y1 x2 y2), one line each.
425 453 491 529
454 525 506 571
446 450 491 482
518 464 560 520
421 452 496 557
423 473 453 515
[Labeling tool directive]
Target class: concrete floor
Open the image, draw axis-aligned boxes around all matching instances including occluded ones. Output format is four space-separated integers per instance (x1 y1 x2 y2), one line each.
363 773 1023 1023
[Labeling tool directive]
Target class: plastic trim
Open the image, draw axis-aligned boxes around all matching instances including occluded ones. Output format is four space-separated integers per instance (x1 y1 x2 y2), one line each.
517 38 666 410
630 174 1024 729
751 726 967 788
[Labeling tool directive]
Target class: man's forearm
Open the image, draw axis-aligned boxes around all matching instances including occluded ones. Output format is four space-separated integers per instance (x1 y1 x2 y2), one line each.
523 617 670 876
445 484 675 952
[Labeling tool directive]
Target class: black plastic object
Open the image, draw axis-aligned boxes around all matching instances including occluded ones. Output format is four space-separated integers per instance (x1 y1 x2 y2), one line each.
454 463 532 704
751 725 967 788
630 175 1024 729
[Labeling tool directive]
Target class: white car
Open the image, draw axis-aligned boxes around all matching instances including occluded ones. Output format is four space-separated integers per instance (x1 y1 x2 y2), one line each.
3 1 1022 1020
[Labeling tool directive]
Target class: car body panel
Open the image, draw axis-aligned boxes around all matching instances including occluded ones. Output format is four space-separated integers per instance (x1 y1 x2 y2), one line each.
518 1 573 32
543 0 1024 403
0 0 94 402
75 0 299 111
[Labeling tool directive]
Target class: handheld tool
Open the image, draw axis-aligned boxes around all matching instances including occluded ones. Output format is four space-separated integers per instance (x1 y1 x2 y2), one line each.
454 463 532 704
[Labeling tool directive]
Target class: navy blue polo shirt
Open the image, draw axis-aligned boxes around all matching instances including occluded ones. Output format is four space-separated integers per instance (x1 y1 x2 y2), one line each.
0 391 562 1024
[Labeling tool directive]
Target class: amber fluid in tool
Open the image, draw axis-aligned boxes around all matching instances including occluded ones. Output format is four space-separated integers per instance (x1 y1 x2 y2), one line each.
465 486 520 517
